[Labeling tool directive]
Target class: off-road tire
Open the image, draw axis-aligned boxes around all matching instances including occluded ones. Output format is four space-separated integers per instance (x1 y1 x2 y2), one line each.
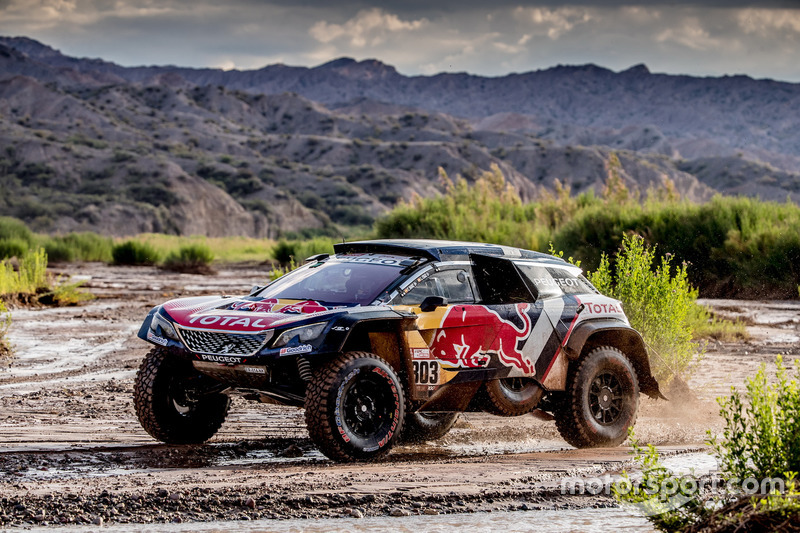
555 346 639 448
481 377 543 416
401 411 459 443
305 351 405 462
134 347 230 444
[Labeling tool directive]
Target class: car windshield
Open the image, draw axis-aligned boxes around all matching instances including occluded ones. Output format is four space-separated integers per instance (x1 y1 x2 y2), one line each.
256 255 407 306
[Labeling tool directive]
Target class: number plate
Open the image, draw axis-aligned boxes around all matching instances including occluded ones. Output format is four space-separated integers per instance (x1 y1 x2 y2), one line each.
412 360 441 386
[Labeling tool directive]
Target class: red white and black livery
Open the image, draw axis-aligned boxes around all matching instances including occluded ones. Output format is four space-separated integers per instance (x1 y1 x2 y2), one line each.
134 239 663 462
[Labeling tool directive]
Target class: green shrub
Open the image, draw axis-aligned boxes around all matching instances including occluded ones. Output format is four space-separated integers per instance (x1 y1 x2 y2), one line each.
615 359 800 532
0 216 35 247
709 356 800 481
162 244 215 274
270 238 335 265
588 234 702 383
0 248 49 295
0 238 28 259
112 240 161 266
44 233 113 262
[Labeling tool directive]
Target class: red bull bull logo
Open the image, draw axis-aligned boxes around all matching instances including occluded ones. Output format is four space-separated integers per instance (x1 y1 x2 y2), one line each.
432 303 534 373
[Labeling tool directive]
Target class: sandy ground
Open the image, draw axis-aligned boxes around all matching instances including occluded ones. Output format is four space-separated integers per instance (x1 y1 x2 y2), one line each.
1 263 798 527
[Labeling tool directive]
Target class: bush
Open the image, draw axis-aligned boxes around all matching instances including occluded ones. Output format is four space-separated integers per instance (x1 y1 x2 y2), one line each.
112 240 161 266
0 216 35 246
270 238 335 265
710 356 800 481
0 238 28 260
588 234 702 383
615 359 800 532
162 244 215 274
0 248 49 295
44 233 113 262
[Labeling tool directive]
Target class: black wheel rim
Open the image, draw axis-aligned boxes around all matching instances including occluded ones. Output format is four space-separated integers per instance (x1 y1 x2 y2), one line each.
589 371 623 425
500 377 529 393
342 372 394 438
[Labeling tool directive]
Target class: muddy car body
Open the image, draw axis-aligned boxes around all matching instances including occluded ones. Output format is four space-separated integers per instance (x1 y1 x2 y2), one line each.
134 239 662 461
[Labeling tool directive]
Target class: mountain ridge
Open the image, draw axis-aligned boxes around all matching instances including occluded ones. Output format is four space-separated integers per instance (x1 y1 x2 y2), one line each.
1 36 799 238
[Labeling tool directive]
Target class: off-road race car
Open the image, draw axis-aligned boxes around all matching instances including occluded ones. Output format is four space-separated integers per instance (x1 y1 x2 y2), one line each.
134 239 663 462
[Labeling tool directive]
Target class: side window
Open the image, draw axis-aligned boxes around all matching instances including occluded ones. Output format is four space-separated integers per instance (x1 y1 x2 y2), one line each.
471 254 533 304
397 270 475 305
516 264 594 299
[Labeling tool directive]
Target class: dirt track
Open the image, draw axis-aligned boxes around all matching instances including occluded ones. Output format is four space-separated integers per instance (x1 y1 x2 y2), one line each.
1 263 798 528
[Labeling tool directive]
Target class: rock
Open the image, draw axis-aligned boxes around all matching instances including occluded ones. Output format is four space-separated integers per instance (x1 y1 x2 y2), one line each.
277 444 303 458
423 508 439 515
91 516 104 526
243 497 256 509
390 508 411 517
349 508 364 518
168 492 182 501
411 502 423 509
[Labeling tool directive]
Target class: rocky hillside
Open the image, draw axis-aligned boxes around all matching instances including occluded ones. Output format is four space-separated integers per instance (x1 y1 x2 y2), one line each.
1 36 799 237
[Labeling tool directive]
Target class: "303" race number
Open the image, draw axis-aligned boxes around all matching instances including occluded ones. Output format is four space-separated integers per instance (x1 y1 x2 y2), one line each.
413 360 440 385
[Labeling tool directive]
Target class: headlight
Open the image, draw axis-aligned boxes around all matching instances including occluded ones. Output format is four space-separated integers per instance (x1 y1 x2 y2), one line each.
151 312 179 341
272 323 326 348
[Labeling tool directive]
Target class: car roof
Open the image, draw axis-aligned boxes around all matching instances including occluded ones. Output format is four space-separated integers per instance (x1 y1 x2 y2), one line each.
334 239 568 264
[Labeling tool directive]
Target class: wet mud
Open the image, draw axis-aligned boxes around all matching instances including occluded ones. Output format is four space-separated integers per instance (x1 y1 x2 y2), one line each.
1 264 798 527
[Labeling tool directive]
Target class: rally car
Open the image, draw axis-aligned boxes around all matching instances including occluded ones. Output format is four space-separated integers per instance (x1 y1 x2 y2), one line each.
134 239 663 462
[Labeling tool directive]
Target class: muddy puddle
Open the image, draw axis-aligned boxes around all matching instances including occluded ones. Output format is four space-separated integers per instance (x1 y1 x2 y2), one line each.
1 264 798 528
16 508 656 532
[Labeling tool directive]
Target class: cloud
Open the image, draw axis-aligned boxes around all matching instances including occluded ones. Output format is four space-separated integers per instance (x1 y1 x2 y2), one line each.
738 8 800 35
309 8 427 48
0 1 798 82
515 6 593 39
656 16 723 51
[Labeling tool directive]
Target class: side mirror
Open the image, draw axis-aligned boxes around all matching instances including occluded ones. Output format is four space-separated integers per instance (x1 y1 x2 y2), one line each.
419 296 447 313
249 285 263 296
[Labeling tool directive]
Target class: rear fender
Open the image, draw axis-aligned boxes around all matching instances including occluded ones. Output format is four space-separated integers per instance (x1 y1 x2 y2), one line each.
564 319 664 399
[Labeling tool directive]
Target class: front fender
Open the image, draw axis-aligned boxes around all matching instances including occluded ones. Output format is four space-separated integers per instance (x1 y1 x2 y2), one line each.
565 319 664 399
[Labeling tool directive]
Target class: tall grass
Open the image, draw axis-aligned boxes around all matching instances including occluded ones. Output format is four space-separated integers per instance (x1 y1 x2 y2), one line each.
376 165 582 251
377 167 800 299
271 238 336 265
615 359 800 532
0 248 48 295
162 244 215 274
588 235 701 383
43 233 113 262
112 240 161 266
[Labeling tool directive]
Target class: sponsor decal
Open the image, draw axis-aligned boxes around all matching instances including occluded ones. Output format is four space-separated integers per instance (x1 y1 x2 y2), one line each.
433 303 534 372
187 315 276 328
243 366 266 374
530 277 584 288
332 326 350 332
199 354 244 364
146 330 168 346
338 254 405 266
335 368 360 443
583 302 623 315
279 344 314 356
412 348 431 359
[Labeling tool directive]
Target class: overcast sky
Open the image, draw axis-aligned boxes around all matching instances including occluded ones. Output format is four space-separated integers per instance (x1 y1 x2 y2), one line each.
1 1 800 81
